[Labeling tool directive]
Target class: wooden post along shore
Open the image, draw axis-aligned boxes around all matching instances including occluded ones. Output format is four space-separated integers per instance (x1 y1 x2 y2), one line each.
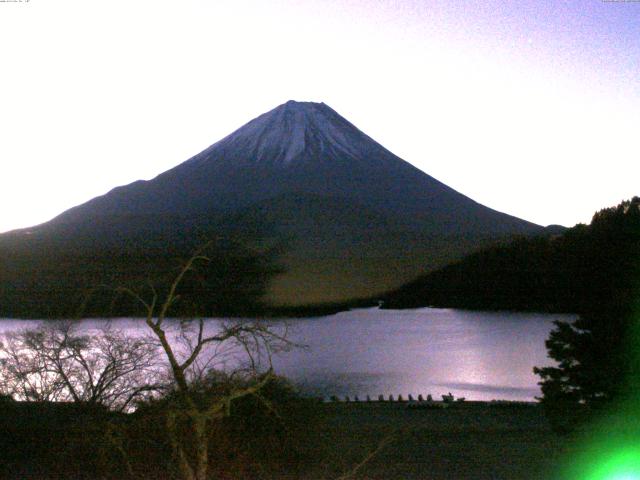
324 392 470 405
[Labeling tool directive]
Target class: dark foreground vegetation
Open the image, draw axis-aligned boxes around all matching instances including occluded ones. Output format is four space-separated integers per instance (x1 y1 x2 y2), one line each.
0 397 593 480
532 198 640 433
0 379 315 480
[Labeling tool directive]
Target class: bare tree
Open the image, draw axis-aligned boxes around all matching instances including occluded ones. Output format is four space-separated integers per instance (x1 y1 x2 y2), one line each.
0 322 163 412
0 242 295 479
118 244 293 480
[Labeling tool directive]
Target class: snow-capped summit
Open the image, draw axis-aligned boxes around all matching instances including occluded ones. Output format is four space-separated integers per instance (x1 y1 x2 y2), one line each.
188 100 386 169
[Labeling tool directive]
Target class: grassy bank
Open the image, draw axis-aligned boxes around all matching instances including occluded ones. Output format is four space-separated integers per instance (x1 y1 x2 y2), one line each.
0 399 575 479
297 401 565 480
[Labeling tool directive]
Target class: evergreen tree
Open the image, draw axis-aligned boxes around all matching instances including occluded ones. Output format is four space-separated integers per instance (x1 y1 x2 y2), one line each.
534 197 640 431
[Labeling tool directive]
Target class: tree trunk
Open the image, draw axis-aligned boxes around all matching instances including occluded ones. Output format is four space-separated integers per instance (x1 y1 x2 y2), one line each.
193 415 209 480
167 411 197 480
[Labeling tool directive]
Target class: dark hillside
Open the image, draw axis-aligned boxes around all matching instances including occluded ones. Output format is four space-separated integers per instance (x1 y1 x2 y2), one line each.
384 197 640 314
0 225 281 318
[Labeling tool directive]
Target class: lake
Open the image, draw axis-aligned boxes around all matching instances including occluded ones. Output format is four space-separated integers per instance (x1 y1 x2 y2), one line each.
0 307 575 401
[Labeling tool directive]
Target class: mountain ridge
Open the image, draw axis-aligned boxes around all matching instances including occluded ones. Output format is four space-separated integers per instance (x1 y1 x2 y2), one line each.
51 101 540 236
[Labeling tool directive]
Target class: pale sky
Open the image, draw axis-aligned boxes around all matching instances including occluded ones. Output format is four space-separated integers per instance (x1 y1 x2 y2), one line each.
1 0 639 233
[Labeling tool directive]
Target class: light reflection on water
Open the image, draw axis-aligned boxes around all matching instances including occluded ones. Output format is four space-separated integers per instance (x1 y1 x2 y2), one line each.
268 307 575 401
0 308 575 401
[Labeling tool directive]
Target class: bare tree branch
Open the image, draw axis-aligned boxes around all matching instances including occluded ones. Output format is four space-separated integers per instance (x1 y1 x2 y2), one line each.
0 323 163 411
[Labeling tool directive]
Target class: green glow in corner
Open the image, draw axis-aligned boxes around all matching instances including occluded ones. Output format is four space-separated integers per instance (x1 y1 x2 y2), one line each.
553 304 640 480
560 424 640 480
585 447 640 480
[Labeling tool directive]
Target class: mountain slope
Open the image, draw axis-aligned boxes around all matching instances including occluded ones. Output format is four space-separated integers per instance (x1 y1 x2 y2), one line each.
225 191 492 304
1 101 544 312
53 101 538 236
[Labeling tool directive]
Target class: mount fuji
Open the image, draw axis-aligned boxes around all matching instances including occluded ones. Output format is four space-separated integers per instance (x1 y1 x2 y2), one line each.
1 101 545 313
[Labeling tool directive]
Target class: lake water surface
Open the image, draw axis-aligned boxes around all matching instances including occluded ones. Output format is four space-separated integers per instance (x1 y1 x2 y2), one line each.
0 308 575 401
